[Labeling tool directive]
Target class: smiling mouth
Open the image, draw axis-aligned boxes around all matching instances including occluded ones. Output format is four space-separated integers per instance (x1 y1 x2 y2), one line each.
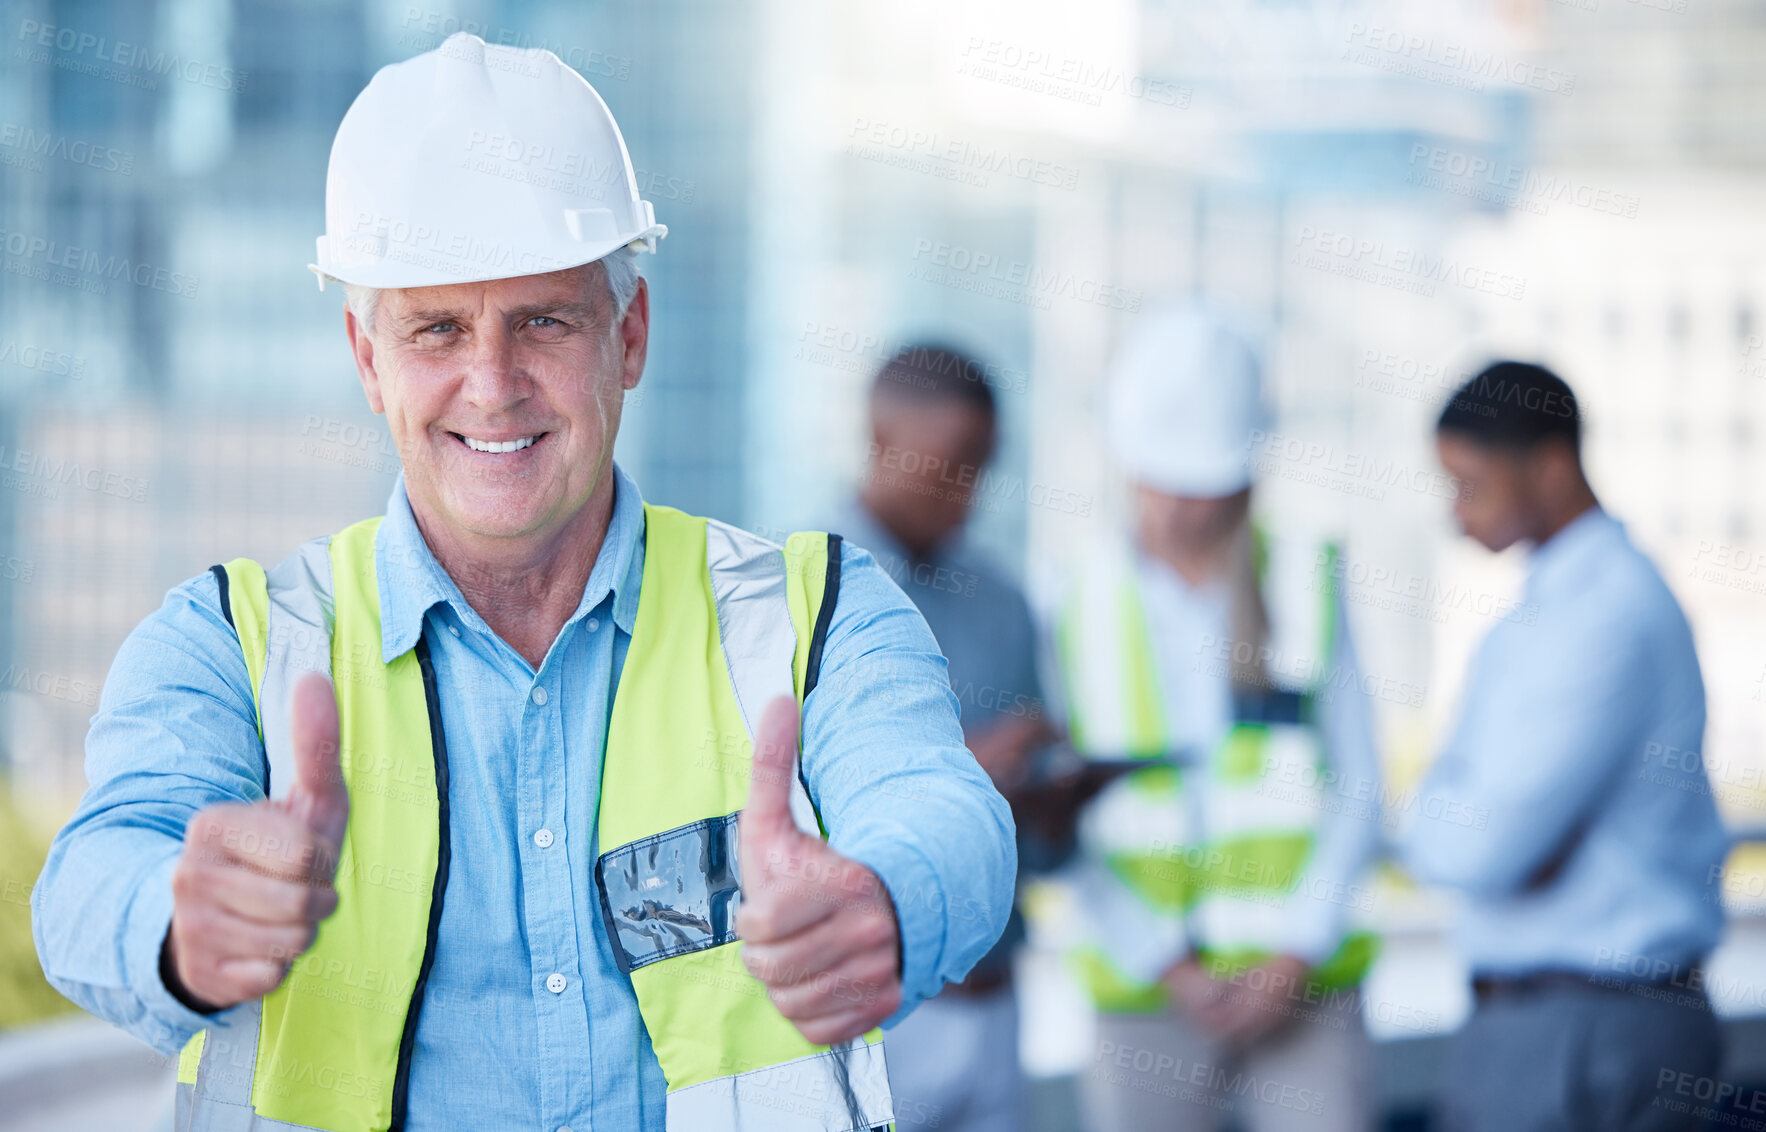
452 432 543 454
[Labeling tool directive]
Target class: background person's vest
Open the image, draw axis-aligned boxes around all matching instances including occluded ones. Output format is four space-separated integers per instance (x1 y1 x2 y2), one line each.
173 505 893 1132
1055 532 1378 1014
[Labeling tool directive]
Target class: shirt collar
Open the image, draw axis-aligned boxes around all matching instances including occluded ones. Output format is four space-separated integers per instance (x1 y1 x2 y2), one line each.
374 461 647 663
1524 504 1620 599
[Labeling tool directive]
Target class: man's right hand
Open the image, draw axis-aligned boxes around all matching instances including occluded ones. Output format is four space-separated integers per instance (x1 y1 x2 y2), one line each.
162 672 350 1012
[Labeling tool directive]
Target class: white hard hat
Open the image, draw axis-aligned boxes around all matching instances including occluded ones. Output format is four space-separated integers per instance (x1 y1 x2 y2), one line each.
1103 301 1268 497
310 33 666 290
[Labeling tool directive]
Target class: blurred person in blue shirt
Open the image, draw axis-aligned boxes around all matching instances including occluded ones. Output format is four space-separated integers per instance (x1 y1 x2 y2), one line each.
31 34 1013 1132
1401 361 1728 1132
829 343 1050 1132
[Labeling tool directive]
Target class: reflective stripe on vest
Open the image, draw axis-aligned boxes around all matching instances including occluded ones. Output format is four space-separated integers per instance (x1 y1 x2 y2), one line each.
175 505 893 1131
1057 534 1377 1012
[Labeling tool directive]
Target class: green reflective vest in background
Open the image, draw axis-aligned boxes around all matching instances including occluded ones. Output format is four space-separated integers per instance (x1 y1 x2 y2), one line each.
1055 532 1379 1014
174 504 893 1131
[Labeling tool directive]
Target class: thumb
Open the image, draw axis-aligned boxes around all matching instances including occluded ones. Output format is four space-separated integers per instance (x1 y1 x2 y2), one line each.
740 695 804 871
278 671 349 852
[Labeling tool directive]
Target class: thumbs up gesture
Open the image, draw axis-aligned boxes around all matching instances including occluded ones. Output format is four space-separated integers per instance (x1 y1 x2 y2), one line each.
163 673 350 1012
737 696 903 1045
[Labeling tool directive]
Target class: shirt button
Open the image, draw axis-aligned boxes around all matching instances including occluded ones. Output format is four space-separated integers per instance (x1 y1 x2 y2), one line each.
447 624 460 637
559 1127 573 1132
546 973 567 994
533 828 554 849
586 617 600 632
531 686 549 706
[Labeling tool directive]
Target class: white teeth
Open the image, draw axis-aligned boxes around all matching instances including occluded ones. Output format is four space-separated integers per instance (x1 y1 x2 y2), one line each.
461 435 537 454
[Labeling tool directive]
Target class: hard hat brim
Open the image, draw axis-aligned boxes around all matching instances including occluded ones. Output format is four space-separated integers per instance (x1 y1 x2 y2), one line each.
309 225 666 292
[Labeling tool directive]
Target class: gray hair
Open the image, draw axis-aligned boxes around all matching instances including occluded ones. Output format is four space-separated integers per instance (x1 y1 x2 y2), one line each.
335 246 644 335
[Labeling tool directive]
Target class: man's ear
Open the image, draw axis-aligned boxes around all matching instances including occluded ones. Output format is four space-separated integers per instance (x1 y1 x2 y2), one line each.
619 277 650 393
345 306 385 414
1531 436 1581 499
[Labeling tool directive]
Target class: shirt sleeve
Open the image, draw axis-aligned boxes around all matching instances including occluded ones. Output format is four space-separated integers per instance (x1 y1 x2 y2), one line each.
31 571 263 1056
1399 601 1652 898
799 543 1018 1024
1281 592 1383 963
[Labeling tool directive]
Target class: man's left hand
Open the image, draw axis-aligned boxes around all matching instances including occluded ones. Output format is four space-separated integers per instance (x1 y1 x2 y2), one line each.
738 695 903 1045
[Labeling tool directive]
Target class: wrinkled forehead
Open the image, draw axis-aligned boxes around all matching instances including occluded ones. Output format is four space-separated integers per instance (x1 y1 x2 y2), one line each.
377 263 605 323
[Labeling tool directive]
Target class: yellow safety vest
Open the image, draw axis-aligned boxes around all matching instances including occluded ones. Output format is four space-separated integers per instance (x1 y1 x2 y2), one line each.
1055 534 1378 1013
173 505 893 1131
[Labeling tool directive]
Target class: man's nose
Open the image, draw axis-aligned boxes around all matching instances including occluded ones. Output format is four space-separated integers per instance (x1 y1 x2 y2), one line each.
458 326 530 409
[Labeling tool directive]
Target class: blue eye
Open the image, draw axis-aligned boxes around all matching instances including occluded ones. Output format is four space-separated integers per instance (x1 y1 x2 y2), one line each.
529 316 559 328
424 322 458 335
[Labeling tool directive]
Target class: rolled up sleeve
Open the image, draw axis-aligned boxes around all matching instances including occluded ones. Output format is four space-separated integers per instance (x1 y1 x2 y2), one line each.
32 571 263 1055
800 544 1017 1024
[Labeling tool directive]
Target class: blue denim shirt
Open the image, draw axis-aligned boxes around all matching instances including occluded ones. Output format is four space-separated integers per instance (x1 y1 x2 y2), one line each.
33 463 1016 1131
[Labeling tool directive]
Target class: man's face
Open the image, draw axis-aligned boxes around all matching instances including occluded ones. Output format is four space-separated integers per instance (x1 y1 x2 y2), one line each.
870 397 996 545
346 263 648 544
1436 433 1533 552
1134 485 1250 551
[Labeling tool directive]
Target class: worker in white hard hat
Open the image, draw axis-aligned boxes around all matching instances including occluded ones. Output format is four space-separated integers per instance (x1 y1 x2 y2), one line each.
32 34 1015 1132
1045 302 1383 1132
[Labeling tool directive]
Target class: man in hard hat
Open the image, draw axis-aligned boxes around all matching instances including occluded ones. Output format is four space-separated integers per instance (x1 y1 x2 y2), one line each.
1400 362 1726 1132
1052 303 1382 1132
830 342 1050 1132
31 34 1014 1132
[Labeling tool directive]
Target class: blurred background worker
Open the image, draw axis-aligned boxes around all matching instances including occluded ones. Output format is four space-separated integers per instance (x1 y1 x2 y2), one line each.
1400 361 1729 1132
830 343 1048 1132
1051 303 1383 1132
